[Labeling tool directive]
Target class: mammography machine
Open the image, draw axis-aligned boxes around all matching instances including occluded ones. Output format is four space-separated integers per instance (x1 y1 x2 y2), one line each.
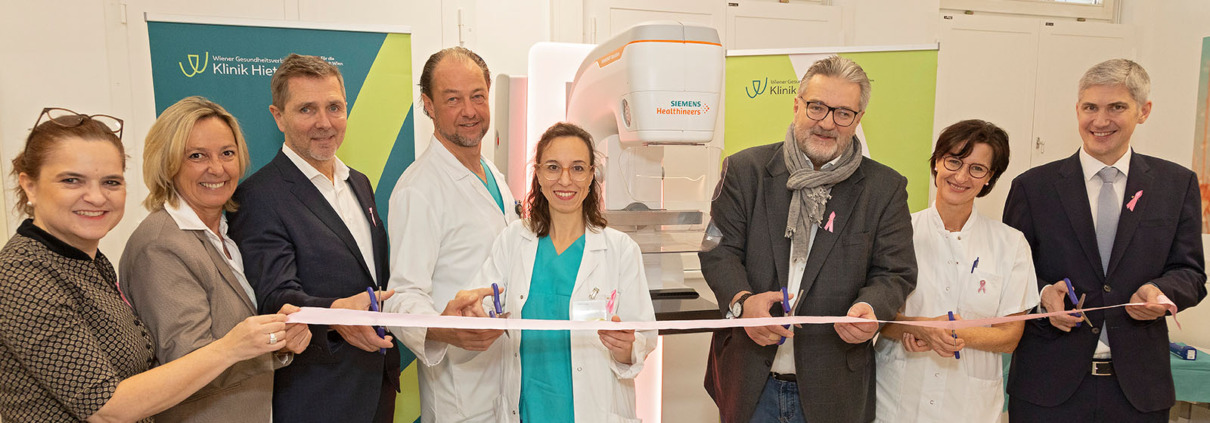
496 21 725 290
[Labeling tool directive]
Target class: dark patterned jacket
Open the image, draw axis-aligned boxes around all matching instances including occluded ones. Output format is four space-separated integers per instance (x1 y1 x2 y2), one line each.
0 219 156 422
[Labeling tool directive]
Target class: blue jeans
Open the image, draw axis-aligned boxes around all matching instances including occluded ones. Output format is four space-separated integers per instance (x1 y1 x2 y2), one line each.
750 376 806 423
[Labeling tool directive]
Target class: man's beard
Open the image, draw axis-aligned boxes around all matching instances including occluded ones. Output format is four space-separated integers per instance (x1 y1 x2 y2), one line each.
796 125 849 165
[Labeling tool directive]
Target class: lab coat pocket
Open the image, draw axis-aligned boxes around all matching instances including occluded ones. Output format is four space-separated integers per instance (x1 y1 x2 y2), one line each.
959 271 1002 320
961 350 1005 382
448 345 505 418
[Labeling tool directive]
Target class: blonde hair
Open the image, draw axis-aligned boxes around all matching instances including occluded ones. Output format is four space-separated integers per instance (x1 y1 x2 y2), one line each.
142 96 250 211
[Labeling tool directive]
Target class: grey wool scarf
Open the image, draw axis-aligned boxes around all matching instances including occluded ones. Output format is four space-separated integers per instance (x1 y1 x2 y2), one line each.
782 124 862 264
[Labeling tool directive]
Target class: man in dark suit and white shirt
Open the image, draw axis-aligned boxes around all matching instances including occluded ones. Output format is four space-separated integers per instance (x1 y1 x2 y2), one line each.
700 55 916 423
229 53 399 422
1003 58 1207 422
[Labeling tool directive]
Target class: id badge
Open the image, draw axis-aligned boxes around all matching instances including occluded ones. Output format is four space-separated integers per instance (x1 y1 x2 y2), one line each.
571 299 610 321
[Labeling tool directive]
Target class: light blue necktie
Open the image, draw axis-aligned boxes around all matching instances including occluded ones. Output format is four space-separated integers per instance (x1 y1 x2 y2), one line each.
1095 166 1121 274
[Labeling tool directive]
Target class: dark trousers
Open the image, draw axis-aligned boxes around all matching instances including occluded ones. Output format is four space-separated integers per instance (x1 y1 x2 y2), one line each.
1008 372 1167 423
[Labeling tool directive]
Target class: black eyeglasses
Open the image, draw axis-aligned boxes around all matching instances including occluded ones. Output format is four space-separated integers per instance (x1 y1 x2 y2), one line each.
798 98 860 127
33 107 124 140
942 156 990 179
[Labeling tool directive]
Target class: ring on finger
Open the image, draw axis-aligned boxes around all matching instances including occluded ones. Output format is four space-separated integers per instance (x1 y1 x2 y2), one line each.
268 333 278 345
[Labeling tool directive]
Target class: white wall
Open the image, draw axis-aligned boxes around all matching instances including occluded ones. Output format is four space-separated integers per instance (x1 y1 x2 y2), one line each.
1119 0 1210 349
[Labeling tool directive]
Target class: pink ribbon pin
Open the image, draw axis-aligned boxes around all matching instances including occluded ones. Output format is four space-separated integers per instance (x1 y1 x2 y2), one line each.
1126 190 1142 211
978 280 987 293
823 211 836 233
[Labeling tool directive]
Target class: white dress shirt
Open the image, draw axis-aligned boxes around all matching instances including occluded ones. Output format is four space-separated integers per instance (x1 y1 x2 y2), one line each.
282 144 378 283
874 206 1039 423
383 136 519 423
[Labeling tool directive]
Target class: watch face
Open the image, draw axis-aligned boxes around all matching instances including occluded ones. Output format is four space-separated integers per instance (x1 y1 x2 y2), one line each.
730 299 742 317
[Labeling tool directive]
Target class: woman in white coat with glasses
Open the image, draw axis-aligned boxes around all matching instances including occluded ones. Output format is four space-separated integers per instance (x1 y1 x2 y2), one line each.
472 122 656 423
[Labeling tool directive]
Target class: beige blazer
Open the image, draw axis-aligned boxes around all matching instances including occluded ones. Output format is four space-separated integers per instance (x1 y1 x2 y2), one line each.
119 209 281 423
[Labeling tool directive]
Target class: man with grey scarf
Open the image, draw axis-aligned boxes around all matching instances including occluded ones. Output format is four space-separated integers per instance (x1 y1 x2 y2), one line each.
701 55 917 423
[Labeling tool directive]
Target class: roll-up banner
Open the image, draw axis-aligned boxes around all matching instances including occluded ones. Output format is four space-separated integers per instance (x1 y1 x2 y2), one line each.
725 46 938 212
146 15 420 422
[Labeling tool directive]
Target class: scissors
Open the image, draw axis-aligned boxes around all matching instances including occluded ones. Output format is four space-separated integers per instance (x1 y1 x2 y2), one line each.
490 283 504 318
366 287 386 355
1061 278 1093 328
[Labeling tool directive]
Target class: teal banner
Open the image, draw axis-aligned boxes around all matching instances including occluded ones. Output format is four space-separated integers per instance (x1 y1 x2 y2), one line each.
146 18 420 421
146 19 415 220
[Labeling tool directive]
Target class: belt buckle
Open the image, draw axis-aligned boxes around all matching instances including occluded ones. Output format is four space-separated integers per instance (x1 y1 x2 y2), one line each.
1091 361 1112 376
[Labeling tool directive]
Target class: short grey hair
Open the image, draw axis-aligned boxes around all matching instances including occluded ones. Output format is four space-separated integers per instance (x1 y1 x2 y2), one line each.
799 55 872 110
1079 58 1150 106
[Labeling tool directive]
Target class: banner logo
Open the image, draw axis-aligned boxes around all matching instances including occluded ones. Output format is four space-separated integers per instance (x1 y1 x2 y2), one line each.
745 77 768 98
746 77 799 99
179 52 209 78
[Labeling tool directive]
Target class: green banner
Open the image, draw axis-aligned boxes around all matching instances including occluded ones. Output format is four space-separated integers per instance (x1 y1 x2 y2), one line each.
725 49 938 212
147 18 420 422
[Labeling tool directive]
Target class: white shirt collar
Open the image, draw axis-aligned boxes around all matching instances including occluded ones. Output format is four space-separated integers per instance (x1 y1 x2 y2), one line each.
429 135 487 182
164 197 228 235
282 142 350 183
1079 146 1131 182
925 204 979 234
805 152 844 171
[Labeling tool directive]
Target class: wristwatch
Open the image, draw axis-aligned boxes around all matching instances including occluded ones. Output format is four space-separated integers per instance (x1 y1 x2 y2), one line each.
729 292 754 318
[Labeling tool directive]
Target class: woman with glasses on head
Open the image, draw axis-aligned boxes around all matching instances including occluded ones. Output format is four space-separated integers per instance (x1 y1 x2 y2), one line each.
0 108 293 423
873 119 1039 422
464 122 656 423
118 96 310 422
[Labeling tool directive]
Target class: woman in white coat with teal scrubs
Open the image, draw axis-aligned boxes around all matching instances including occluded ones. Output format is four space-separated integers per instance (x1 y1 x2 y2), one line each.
874 119 1039 422
474 122 656 423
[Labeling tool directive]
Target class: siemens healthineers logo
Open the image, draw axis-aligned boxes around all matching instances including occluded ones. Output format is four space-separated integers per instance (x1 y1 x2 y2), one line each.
656 100 711 116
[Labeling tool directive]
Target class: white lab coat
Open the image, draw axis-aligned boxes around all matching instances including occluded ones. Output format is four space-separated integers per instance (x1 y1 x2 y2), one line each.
874 206 1039 423
384 136 519 423
474 220 657 423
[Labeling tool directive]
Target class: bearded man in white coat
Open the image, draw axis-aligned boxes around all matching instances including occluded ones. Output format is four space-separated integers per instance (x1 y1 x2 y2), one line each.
384 47 518 422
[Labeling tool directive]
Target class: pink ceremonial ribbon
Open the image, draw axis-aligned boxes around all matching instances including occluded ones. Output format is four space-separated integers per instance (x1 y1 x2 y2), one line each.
287 299 1181 332
823 211 836 233
1126 190 1143 211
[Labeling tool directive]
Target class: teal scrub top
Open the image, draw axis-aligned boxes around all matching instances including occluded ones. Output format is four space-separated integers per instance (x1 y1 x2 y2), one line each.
519 235 585 423
478 158 505 214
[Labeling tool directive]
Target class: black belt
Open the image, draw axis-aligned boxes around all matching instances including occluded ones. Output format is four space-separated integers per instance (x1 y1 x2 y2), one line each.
1091 360 1114 376
771 372 796 382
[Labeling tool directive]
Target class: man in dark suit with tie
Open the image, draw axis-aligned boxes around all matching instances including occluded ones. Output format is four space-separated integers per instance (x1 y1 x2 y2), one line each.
700 55 917 423
229 53 400 422
1003 58 1207 422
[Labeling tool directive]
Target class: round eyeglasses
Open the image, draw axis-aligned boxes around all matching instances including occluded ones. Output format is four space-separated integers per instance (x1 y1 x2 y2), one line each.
941 156 990 179
799 98 860 127
537 163 593 182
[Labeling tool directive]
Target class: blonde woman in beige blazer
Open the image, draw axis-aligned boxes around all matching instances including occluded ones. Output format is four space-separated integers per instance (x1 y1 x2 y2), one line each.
119 96 310 422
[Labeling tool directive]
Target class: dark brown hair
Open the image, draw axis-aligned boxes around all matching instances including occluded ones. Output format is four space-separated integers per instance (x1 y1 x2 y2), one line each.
270 53 345 109
930 119 1010 198
525 122 607 237
12 115 126 216
418 47 491 118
